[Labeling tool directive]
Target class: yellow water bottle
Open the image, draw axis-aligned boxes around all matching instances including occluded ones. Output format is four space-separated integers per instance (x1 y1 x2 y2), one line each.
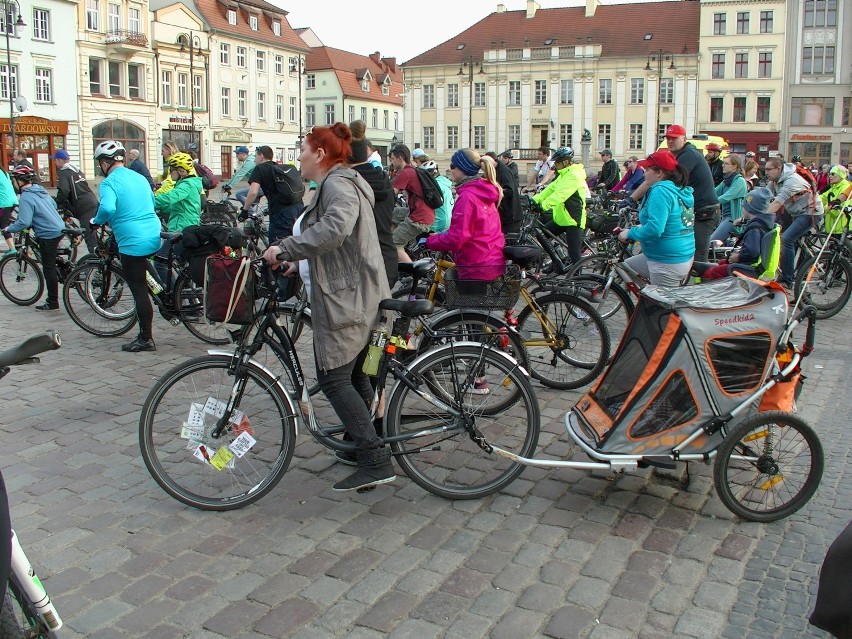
362 316 389 376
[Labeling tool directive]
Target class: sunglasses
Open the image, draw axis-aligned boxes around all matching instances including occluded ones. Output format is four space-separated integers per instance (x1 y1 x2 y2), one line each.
450 163 457 170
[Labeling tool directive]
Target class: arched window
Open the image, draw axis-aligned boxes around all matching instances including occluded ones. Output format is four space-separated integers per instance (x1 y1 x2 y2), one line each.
92 119 146 171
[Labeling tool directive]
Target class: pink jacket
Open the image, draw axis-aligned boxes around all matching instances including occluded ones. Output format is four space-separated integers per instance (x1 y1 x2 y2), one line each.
426 178 505 279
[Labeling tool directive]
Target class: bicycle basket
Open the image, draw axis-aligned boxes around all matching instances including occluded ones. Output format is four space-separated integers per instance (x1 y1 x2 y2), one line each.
204 255 256 324
201 202 237 226
587 211 620 236
442 264 521 310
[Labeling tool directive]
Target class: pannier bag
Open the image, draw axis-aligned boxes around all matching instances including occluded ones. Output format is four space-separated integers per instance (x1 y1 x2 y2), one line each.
587 211 619 236
183 225 245 286
204 255 255 324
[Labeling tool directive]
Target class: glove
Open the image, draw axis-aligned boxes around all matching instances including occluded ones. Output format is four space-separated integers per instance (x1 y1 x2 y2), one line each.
238 209 249 222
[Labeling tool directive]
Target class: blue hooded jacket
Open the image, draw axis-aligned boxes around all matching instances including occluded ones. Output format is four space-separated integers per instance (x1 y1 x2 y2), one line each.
93 166 161 257
627 180 695 264
6 184 64 240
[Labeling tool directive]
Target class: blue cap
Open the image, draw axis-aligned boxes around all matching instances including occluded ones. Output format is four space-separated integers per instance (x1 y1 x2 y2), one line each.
743 187 772 215
50 149 70 160
412 148 426 158
235 146 249 154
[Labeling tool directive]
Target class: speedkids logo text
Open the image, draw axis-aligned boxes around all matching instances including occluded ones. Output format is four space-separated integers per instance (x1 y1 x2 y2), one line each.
714 313 756 326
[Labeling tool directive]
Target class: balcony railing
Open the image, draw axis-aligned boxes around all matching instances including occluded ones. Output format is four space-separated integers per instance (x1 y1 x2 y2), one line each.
106 30 148 47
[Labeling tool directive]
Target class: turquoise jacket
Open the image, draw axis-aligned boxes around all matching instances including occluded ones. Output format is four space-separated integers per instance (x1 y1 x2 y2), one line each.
93 166 161 256
431 175 454 233
715 174 747 223
225 157 256 188
627 180 695 264
0 170 16 208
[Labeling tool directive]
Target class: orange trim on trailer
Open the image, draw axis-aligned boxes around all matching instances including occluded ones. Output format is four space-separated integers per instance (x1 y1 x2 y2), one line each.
703 330 775 398
624 367 705 449
576 392 614 440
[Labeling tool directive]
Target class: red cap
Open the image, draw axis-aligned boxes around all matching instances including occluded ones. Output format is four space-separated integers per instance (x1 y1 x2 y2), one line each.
664 124 687 138
706 142 722 152
636 150 679 172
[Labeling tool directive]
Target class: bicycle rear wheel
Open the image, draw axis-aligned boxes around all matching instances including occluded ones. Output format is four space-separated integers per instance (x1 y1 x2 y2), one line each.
566 274 634 360
713 411 823 522
386 343 540 499
62 261 137 337
173 274 231 345
794 252 852 320
1 572 57 639
139 354 297 510
0 254 44 306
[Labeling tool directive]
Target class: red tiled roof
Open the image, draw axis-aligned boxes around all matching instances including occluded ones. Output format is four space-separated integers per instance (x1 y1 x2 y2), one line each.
195 0 310 52
403 2 700 66
306 46 404 106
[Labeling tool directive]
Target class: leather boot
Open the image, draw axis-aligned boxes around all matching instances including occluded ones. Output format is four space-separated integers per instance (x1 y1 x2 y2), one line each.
332 446 395 491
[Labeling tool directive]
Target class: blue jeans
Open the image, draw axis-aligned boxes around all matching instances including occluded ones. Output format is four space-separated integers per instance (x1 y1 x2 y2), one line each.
710 217 737 245
268 203 303 245
780 214 821 285
236 187 263 206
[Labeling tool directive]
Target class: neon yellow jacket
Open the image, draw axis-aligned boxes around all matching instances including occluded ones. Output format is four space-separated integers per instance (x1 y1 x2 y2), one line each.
532 162 587 228
823 178 851 234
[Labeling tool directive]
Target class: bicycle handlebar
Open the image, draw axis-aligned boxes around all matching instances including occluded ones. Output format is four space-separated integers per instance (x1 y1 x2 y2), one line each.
0 331 61 368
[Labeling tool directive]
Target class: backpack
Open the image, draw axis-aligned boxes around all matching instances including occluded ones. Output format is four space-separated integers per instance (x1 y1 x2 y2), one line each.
414 167 443 210
195 163 218 191
785 165 819 215
270 163 305 205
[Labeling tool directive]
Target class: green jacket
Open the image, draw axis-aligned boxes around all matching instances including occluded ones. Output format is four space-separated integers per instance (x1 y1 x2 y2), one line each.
154 176 202 232
532 162 587 228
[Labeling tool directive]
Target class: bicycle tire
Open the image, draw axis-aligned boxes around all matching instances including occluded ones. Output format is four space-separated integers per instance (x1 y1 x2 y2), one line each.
173 274 231 345
713 411 823 522
563 253 611 278
139 354 297 510
1 572 57 639
385 343 540 500
565 274 634 360
0 254 44 306
62 261 137 337
794 252 852 320
517 292 610 389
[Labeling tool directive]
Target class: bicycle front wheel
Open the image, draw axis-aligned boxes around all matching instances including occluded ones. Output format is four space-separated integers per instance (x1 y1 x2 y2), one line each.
173 274 231 345
139 354 297 510
794 252 852 320
0 254 44 306
713 411 823 522
62 261 137 337
518 292 610 389
386 343 540 500
1 572 58 639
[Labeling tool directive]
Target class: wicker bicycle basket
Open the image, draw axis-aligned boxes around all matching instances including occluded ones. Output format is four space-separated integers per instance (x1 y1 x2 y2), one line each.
442 264 521 310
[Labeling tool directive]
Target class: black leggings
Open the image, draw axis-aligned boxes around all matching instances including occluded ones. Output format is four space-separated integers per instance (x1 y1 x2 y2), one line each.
37 236 61 306
544 221 584 265
119 253 154 341
0 207 13 240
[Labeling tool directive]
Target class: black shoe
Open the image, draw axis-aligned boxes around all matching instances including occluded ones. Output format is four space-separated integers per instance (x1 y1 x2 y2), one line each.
333 447 396 491
36 302 59 311
122 337 156 352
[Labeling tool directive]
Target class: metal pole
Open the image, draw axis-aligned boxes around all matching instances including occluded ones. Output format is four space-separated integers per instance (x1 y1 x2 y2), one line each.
5 7 14 167
655 54 662 147
188 31 194 149
467 62 473 147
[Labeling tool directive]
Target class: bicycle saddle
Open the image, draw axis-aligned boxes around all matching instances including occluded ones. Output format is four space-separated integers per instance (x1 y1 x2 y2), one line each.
61 228 84 237
398 257 436 279
503 244 542 268
378 298 435 317
160 232 183 243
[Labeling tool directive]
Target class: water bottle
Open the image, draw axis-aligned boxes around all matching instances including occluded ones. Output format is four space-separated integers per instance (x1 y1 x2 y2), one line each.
10 530 63 630
362 316 389 376
145 270 163 295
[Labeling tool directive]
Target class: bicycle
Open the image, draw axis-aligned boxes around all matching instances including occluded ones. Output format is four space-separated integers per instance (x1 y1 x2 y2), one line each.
138 260 541 510
793 206 852 319
201 187 240 227
0 331 64 638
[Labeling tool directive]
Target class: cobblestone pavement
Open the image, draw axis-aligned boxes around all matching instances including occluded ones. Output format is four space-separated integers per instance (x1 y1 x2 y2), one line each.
0 288 848 639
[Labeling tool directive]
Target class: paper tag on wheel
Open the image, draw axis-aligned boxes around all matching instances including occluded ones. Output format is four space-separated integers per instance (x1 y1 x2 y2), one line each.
181 422 205 441
231 414 254 437
193 444 213 464
229 432 257 458
209 446 235 470
186 403 206 428
203 397 226 418
228 408 245 425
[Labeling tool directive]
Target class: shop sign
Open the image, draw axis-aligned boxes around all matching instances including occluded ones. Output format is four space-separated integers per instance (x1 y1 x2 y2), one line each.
791 134 832 141
168 116 195 131
0 116 68 135
214 127 252 143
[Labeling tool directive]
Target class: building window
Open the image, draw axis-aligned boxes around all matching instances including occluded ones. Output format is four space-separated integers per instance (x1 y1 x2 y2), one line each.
257 92 265 119
382 84 389 96
597 124 611 150
129 64 143 100
0 64 16 99
305 104 315 127
108 60 121 96
192 74 202 108
32 9 50 40
275 95 283 121
423 126 435 149
758 52 772 78
804 0 837 28
360 106 367 121
629 124 643 150
227 9 236 25
447 125 458 150
88 57 102 94
306 74 315 89
659 78 673 104
508 81 520 106
599 79 612 104
161 70 171 105
236 46 246 69
560 79 573 105
736 12 749 34
128 7 140 33
559 124 572 148
760 10 773 33
256 51 265 72
756 96 770 123
221 87 230 116
275 55 283 75
735 53 748 79
383 110 388 129
447 83 458 108
85 0 99 30
710 97 724 122
843 97 851 127
630 78 644 104
177 72 187 107
237 89 246 118
220 43 230 66
534 80 546 105
372 108 378 128
713 12 726 35
474 82 485 107
658 123 669 142
249 15 257 30
107 3 119 32
347 105 354 122
733 97 746 123
289 96 296 123
473 125 485 149
508 125 520 149
34 67 51 102
711 53 725 79
325 103 334 125
272 21 280 36
288 57 298 75
394 112 399 131
423 84 434 108
802 47 835 75
361 78 369 92
790 97 834 126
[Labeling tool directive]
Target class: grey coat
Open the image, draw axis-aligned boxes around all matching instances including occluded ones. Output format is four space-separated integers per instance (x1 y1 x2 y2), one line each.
276 165 391 371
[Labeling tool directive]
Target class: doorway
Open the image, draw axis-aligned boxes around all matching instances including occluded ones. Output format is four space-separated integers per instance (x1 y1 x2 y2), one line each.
533 127 549 148
220 146 232 179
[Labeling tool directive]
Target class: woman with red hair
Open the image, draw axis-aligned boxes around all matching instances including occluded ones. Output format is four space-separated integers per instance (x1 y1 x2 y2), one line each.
263 123 393 492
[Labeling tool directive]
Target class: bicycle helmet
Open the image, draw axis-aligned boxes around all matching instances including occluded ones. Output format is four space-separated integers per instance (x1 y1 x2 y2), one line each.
94 140 126 162
8 165 36 182
167 152 195 173
791 155 802 163
420 160 438 174
745 151 756 158
551 147 574 163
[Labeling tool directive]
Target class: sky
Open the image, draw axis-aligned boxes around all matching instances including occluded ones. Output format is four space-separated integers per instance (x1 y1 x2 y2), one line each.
272 0 678 64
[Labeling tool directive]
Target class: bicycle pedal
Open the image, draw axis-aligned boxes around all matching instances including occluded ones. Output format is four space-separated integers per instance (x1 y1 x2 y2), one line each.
356 485 376 494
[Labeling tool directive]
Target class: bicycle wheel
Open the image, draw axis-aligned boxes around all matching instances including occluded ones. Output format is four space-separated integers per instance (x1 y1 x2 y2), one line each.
62 261 137 337
139 354 297 510
0 254 44 306
794 252 852 320
385 343 540 499
713 411 823 522
1 573 57 639
173 274 231 345
564 253 610 277
566 274 634 359
517 292 610 389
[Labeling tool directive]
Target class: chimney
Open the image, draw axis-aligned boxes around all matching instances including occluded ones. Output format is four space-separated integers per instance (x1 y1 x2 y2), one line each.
585 0 600 17
526 0 539 19
369 51 381 66
496 3 505 12
382 57 397 72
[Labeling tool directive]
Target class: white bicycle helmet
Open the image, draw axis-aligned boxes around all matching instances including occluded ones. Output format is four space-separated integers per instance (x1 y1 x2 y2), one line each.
94 140 126 161
420 160 438 173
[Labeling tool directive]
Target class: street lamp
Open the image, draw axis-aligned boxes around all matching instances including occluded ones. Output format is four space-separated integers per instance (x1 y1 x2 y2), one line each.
3 0 25 164
178 31 202 152
457 56 484 148
645 50 676 147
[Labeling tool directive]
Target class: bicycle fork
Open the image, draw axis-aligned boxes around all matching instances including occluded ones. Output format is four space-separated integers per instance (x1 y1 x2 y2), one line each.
9 530 62 630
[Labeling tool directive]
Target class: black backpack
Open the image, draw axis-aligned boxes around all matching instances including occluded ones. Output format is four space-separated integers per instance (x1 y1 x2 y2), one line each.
270 163 305 205
414 167 443 209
